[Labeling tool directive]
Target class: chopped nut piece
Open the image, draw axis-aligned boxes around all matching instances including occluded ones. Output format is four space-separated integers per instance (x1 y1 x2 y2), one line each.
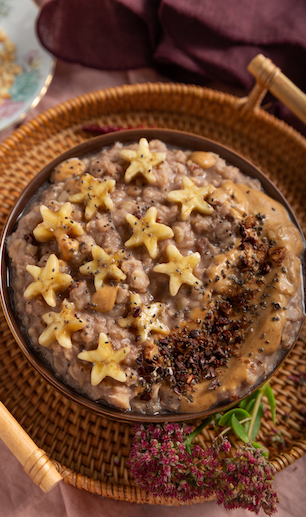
69 173 115 220
120 138 166 184
189 151 216 169
125 206 173 259
153 244 203 296
91 285 118 312
167 176 214 220
77 332 130 385
118 293 169 343
24 254 72 307
33 202 84 260
143 342 160 362
79 245 126 290
268 246 286 266
50 158 86 182
39 299 86 349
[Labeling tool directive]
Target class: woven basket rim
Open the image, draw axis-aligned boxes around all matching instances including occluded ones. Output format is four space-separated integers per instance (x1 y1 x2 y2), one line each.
0 80 305 505
1 81 306 159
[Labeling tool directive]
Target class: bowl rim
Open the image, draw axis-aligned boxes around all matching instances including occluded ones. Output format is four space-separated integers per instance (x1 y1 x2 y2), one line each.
0 128 305 423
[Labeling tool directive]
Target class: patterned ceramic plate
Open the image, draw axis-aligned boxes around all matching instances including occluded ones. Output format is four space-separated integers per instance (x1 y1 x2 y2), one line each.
0 0 55 132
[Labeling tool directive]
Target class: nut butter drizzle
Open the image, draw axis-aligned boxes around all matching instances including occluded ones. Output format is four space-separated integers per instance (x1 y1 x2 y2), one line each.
137 182 303 412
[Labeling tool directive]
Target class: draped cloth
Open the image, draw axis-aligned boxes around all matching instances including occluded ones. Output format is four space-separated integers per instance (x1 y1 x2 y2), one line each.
36 0 306 91
36 0 306 134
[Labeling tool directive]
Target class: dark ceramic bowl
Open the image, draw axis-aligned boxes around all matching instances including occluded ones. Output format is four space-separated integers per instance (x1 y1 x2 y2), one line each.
0 129 305 423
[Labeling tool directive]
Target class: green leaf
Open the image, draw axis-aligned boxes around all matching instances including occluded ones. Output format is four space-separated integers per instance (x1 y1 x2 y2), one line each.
265 385 276 424
252 441 269 457
231 414 250 443
251 402 264 441
218 408 251 428
213 412 224 426
185 443 191 454
246 398 256 414
239 398 248 409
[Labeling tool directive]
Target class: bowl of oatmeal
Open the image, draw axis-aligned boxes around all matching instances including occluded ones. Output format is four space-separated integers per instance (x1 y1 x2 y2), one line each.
1 129 304 422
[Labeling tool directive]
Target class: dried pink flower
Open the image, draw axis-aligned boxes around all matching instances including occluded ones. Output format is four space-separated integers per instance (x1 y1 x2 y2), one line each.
128 423 279 514
217 444 279 515
128 423 223 502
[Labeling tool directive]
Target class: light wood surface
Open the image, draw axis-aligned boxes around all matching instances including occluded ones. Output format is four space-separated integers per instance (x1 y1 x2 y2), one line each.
0 401 62 492
248 53 306 124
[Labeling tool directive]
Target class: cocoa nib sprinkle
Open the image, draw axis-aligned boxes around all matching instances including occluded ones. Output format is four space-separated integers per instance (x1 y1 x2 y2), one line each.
155 305 249 396
135 212 285 402
24 233 35 244
135 297 252 399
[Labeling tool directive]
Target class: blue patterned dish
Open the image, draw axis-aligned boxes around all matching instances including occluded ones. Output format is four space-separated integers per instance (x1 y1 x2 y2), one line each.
0 0 55 132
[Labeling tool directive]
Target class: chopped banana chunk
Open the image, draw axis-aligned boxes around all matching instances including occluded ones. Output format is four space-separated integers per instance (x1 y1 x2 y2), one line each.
39 299 86 349
77 332 130 385
189 151 216 169
50 158 87 183
24 254 73 307
91 285 118 312
33 202 84 260
167 176 215 220
153 244 203 296
118 293 169 343
69 173 115 220
79 245 126 291
120 138 166 184
125 206 173 259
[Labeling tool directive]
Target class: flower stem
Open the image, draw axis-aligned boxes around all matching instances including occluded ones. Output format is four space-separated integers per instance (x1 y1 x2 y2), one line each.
247 385 266 441
218 417 252 439
184 417 212 448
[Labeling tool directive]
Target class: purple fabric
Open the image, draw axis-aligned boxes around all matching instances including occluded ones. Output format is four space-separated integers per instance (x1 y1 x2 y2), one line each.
37 0 306 86
36 0 306 134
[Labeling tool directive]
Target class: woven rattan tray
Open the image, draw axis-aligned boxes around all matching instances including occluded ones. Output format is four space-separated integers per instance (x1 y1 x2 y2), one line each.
0 55 306 504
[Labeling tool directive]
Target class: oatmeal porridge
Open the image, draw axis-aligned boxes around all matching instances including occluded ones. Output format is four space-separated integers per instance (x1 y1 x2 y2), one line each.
7 137 304 414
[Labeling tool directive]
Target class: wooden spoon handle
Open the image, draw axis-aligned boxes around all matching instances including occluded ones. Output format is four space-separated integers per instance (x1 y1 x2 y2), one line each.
247 53 306 125
0 401 62 492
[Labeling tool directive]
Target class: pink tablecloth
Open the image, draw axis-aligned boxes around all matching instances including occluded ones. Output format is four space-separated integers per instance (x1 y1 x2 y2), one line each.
1 60 306 517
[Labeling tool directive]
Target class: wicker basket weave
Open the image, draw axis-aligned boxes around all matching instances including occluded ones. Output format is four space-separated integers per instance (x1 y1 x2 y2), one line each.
0 56 306 504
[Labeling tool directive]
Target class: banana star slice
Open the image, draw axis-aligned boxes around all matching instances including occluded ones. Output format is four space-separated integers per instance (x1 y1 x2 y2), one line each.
24 254 73 307
77 332 130 385
50 157 87 183
120 138 166 184
153 244 203 296
79 245 127 291
33 202 84 260
167 176 215 221
69 173 115 220
125 206 174 259
118 293 169 343
39 299 86 349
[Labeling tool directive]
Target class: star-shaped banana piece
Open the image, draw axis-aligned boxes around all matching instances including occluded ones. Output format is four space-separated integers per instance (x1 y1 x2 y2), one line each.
167 176 215 221
50 157 87 183
69 173 115 220
125 206 173 259
33 202 84 260
24 254 73 307
153 244 203 296
79 245 126 291
120 138 166 184
77 332 130 386
118 293 169 343
39 299 86 349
